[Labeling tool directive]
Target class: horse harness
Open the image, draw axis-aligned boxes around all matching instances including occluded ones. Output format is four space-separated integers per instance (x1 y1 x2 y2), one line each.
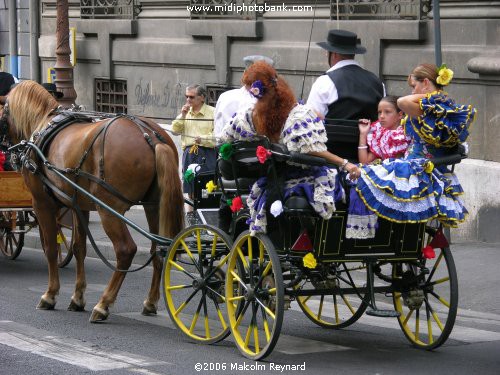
25 110 168 207
17 110 171 273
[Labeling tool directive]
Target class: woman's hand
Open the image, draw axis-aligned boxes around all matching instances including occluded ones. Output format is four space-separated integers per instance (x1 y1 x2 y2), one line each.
346 163 361 180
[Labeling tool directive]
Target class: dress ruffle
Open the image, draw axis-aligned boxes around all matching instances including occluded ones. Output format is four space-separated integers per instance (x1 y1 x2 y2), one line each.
357 158 467 226
221 104 338 235
367 121 410 160
409 91 476 148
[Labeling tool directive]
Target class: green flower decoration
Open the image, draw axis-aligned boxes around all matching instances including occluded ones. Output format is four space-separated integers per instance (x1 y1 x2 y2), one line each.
219 143 233 160
183 169 195 183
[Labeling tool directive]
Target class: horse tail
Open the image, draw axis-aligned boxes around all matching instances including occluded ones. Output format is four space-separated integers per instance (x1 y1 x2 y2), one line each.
155 143 184 238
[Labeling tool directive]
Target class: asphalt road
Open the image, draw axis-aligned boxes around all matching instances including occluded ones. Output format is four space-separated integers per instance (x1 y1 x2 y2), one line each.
1 213 500 374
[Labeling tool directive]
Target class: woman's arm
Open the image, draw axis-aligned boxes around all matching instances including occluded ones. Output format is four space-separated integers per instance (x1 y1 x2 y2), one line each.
309 150 361 179
397 94 426 117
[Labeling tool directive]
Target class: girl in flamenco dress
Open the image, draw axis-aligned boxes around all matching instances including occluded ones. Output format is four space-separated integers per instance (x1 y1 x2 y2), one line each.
346 95 410 238
355 63 477 227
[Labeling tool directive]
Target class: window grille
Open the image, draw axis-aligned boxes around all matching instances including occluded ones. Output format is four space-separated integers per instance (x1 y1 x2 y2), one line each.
205 85 236 107
95 78 128 114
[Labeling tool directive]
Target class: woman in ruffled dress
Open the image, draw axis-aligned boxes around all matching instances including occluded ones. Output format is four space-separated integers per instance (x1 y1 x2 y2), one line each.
355 63 477 226
221 61 360 235
358 95 409 164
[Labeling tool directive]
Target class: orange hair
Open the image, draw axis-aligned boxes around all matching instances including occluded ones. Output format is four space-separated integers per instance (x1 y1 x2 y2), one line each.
242 61 296 142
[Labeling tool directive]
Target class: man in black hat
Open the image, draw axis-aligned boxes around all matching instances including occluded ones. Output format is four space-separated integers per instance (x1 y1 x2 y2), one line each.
307 29 385 160
0 72 15 104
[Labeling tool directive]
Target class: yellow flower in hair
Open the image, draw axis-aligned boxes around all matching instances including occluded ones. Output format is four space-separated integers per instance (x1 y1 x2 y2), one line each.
303 252 317 269
436 64 454 86
424 160 434 174
205 180 217 193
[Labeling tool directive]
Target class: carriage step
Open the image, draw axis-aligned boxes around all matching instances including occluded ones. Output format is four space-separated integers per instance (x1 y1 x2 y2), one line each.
365 308 401 318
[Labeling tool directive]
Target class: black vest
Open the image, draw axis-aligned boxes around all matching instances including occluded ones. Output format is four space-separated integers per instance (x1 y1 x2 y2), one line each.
324 64 384 161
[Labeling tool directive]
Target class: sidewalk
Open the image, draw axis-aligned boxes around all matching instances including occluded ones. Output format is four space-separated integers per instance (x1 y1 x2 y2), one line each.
23 208 500 315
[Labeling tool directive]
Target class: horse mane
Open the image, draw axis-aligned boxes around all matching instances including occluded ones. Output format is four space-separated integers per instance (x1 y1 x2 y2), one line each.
8 81 58 140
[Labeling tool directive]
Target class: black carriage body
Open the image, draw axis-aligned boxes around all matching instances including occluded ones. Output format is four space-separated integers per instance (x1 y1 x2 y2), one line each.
311 213 425 262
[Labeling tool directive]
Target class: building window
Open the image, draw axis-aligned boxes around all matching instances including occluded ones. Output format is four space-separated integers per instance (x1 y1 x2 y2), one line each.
205 85 235 107
95 79 128 113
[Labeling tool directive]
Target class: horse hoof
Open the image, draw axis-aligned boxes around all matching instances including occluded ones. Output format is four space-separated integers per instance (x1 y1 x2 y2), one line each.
141 302 157 316
68 299 85 312
36 297 55 310
89 306 109 323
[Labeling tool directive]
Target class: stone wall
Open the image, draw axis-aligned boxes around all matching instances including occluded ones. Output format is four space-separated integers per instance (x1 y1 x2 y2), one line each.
3 0 500 242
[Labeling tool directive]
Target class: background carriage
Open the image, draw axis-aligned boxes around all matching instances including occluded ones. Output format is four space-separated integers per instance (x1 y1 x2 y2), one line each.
0 170 74 267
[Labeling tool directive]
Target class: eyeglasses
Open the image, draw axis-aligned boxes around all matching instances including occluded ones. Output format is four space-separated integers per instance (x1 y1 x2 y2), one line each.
185 95 196 99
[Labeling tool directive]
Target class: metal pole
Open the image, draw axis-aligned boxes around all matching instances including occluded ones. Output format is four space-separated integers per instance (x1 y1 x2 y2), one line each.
433 0 442 67
54 0 77 107
29 0 40 82
8 0 18 78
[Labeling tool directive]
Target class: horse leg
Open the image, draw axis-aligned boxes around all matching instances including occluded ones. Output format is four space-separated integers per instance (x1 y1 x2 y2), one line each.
142 205 162 315
68 210 89 312
35 206 61 310
90 208 137 323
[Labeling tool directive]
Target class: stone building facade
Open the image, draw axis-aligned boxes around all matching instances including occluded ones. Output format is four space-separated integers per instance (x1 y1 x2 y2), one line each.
1 0 499 242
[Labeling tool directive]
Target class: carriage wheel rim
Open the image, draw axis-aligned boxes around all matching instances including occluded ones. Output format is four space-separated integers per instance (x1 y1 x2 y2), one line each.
393 246 458 349
226 232 284 359
163 224 232 343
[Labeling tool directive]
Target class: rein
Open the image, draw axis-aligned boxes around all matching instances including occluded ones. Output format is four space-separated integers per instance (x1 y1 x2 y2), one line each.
12 140 171 273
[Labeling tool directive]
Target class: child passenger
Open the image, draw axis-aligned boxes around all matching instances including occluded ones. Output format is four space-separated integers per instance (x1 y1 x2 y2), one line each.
357 95 409 164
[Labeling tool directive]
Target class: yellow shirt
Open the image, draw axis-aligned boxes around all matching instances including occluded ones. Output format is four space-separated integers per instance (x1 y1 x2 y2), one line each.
171 103 215 149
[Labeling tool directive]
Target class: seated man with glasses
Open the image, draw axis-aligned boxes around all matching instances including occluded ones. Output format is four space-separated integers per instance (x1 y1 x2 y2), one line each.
172 84 216 203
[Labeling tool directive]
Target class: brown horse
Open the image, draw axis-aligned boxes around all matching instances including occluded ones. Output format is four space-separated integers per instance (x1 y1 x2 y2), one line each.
3 80 184 322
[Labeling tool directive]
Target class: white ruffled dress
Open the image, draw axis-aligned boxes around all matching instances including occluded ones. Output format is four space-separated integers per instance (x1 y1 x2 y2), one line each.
222 104 338 235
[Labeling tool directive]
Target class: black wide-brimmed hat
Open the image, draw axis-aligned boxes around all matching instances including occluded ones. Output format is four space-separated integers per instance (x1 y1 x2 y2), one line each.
42 83 64 99
317 29 366 55
0 72 15 96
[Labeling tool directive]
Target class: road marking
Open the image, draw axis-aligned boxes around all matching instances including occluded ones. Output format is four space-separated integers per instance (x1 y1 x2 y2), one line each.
0 321 168 371
118 311 353 354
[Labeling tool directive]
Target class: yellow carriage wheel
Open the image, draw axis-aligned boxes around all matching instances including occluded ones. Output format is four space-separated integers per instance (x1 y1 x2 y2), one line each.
163 224 233 344
392 228 458 350
226 231 284 360
296 261 368 329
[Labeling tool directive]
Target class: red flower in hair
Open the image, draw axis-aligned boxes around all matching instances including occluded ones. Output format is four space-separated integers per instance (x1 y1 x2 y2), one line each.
422 245 436 259
230 196 244 212
256 146 272 164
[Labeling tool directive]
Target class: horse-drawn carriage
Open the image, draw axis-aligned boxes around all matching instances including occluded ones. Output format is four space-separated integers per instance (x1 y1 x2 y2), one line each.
2 80 464 362
162 137 463 360
0 170 74 266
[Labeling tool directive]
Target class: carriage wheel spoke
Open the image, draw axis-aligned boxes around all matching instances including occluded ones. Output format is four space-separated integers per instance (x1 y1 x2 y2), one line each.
429 276 450 286
236 246 249 270
340 293 355 315
333 294 340 323
429 291 450 308
403 309 414 325
261 306 271 342
230 270 248 291
317 294 325 320
174 288 200 317
254 297 275 320
234 301 251 329
167 284 191 291
168 259 196 280
427 252 444 282
180 239 202 274
205 285 226 303
414 309 420 341
189 298 204 333
213 299 227 330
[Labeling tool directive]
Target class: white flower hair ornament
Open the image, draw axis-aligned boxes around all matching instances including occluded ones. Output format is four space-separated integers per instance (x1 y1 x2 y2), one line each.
249 80 265 99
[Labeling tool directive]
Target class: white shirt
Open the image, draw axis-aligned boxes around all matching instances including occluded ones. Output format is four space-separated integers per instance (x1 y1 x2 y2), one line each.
214 86 256 139
306 60 385 118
